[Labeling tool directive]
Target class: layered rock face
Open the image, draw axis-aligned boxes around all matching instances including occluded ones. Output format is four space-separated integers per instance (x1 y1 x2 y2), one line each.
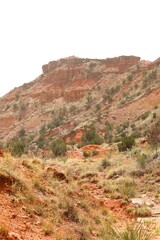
40 56 140 102
0 55 147 141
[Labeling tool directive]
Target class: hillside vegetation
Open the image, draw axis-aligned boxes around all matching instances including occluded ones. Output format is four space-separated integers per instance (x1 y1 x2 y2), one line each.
0 136 160 239
0 56 160 239
0 56 160 158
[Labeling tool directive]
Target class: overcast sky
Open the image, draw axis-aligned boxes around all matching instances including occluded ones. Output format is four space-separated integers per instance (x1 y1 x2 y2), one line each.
0 0 159 96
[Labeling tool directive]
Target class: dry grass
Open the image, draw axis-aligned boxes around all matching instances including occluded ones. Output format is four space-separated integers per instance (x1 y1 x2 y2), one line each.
0 147 158 238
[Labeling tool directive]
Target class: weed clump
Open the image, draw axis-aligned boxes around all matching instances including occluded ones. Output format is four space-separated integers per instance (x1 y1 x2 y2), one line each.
100 223 153 240
118 135 135 152
81 126 103 146
51 139 67 156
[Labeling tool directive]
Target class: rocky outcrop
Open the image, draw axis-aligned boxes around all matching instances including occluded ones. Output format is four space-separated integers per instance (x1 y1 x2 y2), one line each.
103 56 141 73
40 56 141 102
0 55 158 142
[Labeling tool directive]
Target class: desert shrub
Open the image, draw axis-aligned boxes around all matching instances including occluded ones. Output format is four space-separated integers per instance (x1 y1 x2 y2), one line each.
106 95 112 103
5 104 10 110
18 127 26 138
13 103 18 111
131 123 136 129
113 136 122 143
15 92 20 100
8 138 26 157
36 135 47 149
39 124 47 135
137 154 149 169
127 205 151 217
96 104 101 111
88 61 97 68
85 102 91 110
69 104 76 114
19 102 26 112
92 149 99 156
83 151 90 158
105 133 113 143
131 131 141 139
148 119 160 154
140 111 150 120
105 121 112 130
142 77 148 88
117 177 135 198
101 223 152 240
100 159 111 169
122 122 129 130
118 135 135 152
47 118 62 129
153 112 157 119
51 139 67 156
81 126 103 146
127 72 134 81
87 95 93 104
148 69 157 80
108 169 126 179
63 202 80 223
116 125 123 134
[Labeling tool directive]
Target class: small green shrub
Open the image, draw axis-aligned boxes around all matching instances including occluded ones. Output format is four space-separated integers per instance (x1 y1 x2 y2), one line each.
117 177 135 198
48 118 62 129
141 111 150 120
15 92 20 100
51 139 67 156
92 149 99 156
101 223 153 240
13 103 18 111
148 69 157 80
18 127 26 138
96 104 101 111
100 159 111 169
83 151 90 158
81 126 103 146
118 135 135 152
148 119 160 154
153 112 157 119
131 131 141 139
36 135 47 149
19 102 26 112
137 154 149 169
8 138 26 157
131 123 136 129
127 72 134 81
39 124 47 135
